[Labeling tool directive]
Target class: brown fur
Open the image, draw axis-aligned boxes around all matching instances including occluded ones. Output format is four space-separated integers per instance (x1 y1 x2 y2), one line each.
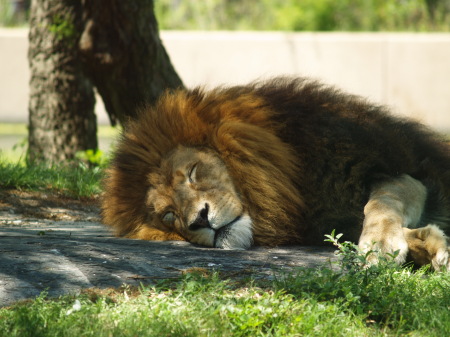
404 225 449 270
102 77 450 266
102 86 304 246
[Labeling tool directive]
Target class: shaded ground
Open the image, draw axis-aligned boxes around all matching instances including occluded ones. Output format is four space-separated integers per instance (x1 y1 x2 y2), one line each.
0 189 336 307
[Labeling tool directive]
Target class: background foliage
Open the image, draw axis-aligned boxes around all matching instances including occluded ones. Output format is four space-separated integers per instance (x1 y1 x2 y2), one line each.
155 0 450 31
0 0 29 26
2 1 449 30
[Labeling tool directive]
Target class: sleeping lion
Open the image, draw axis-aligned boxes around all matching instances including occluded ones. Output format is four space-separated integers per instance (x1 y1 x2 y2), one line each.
101 77 450 270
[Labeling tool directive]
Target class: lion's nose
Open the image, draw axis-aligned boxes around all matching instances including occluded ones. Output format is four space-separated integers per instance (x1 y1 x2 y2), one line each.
189 203 211 231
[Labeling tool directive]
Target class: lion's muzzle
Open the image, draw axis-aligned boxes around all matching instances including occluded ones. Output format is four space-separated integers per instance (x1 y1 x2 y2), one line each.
187 203 253 250
212 214 253 250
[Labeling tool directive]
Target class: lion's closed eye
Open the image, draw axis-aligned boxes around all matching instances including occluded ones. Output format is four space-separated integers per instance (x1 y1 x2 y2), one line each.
188 163 198 184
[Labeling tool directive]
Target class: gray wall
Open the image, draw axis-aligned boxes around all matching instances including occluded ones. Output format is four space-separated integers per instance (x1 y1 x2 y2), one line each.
1 29 449 131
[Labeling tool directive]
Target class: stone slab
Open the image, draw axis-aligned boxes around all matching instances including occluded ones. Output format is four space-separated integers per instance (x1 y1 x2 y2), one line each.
0 218 336 307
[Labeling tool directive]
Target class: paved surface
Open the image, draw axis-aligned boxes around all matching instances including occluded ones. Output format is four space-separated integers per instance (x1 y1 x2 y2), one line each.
0 208 336 307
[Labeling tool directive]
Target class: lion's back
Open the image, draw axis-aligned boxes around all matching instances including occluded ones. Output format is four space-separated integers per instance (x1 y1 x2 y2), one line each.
248 78 450 241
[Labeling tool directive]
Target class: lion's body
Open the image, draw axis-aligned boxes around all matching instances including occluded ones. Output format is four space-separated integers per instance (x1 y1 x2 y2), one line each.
250 80 450 243
102 78 450 268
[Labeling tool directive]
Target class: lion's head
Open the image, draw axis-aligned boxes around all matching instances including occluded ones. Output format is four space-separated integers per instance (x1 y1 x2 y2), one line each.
101 83 306 249
145 145 252 249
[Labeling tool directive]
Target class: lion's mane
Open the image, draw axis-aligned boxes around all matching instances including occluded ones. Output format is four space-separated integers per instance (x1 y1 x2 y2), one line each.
102 80 307 246
102 78 450 245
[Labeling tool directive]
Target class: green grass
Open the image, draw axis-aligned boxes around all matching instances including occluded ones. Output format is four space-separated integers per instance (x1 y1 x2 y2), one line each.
0 158 103 198
0 123 119 197
0 259 449 337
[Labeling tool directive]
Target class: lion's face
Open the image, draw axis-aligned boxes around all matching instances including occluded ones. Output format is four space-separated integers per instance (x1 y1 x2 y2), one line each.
145 146 253 249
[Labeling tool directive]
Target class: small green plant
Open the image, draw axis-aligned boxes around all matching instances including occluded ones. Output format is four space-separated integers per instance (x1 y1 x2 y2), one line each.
12 137 27 153
324 230 366 270
48 13 78 46
324 229 401 271
75 149 108 167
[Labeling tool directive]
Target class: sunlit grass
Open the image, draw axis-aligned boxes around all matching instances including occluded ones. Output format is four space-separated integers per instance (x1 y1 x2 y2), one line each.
0 159 103 198
0 123 118 198
1 259 449 337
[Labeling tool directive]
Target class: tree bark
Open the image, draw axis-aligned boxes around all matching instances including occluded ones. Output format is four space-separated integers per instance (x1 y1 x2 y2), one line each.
79 0 183 126
27 0 182 164
28 0 97 165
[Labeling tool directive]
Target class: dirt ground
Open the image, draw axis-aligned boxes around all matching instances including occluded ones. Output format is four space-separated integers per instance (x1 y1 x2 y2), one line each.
0 189 336 307
0 189 101 222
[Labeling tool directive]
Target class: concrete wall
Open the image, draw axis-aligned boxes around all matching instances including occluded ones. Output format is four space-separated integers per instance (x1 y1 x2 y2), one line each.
1 29 449 131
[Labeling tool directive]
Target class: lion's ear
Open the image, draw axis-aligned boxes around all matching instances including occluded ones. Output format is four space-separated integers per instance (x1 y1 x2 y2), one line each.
133 226 185 241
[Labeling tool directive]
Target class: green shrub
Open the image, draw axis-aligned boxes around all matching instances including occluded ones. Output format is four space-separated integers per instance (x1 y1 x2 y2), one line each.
155 0 450 31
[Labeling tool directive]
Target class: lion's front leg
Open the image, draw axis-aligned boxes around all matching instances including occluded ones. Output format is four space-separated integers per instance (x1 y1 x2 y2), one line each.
358 174 427 265
359 203 409 264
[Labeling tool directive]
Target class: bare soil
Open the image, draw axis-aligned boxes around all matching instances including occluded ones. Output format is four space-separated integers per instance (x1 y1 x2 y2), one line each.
0 189 335 307
0 189 100 222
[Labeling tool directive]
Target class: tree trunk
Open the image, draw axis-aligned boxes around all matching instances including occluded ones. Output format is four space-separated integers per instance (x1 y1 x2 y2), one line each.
28 0 97 165
28 0 182 164
79 0 183 126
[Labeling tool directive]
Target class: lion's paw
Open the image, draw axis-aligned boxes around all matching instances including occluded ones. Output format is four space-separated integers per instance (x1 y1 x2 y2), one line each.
404 225 449 271
433 248 449 271
358 230 409 266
